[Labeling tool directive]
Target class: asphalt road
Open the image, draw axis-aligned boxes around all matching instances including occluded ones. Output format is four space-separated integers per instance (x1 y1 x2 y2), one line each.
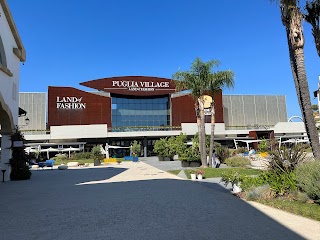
0 166 303 240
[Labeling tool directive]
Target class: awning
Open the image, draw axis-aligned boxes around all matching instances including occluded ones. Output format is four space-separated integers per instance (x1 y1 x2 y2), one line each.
234 139 263 150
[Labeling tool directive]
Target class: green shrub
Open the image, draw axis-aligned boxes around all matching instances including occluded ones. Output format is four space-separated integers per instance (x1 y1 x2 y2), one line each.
221 170 243 187
240 175 265 191
10 129 32 180
72 152 92 160
225 156 250 167
287 190 312 203
130 140 141 157
244 185 275 201
215 146 230 163
268 144 309 173
258 171 297 196
235 147 246 154
179 147 200 161
154 138 170 157
296 161 320 201
258 139 270 152
168 134 187 158
91 146 104 160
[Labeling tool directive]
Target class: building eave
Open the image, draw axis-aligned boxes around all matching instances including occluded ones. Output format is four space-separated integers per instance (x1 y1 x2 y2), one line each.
0 0 26 62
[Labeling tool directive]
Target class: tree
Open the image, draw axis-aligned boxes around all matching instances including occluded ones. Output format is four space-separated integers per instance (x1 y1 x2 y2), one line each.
275 0 320 158
10 129 32 180
207 70 234 167
173 58 219 167
305 0 320 56
130 140 141 157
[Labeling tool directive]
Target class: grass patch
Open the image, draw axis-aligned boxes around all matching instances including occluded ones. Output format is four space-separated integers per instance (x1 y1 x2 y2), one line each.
258 199 320 221
168 168 262 179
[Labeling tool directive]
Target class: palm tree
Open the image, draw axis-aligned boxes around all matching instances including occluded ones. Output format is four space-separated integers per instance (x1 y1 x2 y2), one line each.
208 71 234 167
276 0 320 158
173 57 234 167
305 0 320 56
173 58 216 166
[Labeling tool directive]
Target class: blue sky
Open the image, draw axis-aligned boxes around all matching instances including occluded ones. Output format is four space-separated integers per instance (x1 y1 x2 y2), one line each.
8 0 320 118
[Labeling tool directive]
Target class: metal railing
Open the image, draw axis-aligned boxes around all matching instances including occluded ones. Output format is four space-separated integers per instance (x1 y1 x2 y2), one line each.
20 130 50 135
225 125 273 130
108 126 182 132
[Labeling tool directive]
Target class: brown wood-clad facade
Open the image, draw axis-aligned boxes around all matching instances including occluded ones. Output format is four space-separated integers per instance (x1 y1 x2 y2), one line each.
48 87 111 127
171 91 224 126
48 77 224 128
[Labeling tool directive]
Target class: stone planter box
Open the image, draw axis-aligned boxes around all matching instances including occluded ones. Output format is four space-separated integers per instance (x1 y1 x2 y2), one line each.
189 161 201 168
158 156 164 161
67 162 79 167
181 161 190 167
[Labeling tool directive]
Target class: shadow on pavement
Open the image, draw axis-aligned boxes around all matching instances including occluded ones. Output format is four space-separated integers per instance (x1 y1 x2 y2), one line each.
0 167 303 240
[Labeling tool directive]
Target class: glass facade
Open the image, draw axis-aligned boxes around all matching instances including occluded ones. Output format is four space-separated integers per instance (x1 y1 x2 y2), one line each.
111 94 170 131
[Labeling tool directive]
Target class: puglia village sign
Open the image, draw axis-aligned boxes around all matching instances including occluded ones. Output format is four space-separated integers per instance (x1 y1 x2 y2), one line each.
56 96 86 109
108 80 170 92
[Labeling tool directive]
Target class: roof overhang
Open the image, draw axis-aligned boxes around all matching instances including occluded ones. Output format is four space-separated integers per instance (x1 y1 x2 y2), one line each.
0 0 26 62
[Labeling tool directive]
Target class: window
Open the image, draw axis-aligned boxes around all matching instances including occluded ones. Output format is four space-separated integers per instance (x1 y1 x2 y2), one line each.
111 94 170 131
0 35 7 67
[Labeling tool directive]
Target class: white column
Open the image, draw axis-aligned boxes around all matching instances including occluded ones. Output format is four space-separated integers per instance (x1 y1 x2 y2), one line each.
0 134 12 182
143 137 147 157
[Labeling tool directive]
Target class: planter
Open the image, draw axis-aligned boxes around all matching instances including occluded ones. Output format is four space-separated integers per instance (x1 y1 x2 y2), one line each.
164 157 172 161
181 161 190 167
189 161 201 168
158 156 164 161
197 174 203 180
190 173 197 180
94 159 101 166
232 184 242 193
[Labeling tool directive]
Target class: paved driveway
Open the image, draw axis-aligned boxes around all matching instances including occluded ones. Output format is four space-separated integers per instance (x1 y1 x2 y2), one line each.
0 164 304 240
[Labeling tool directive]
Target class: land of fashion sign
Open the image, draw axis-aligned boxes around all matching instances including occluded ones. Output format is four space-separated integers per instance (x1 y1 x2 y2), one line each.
56 97 86 109
108 80 170 92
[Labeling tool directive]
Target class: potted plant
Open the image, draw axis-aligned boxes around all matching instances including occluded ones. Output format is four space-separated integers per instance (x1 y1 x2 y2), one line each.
153 138 168 161
179 144 201 167
130 140 141 162
190 170 197 180
196 169 204 180
91 146 103 166
221 171 243 193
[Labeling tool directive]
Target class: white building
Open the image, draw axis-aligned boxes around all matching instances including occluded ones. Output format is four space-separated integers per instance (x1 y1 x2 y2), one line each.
0 0 26 181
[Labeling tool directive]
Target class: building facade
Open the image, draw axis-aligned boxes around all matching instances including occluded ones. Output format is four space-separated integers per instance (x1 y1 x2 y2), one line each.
19 76 307 157
0 0 26 181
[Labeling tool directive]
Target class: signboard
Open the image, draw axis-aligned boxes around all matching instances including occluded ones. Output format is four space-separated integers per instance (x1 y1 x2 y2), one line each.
80 76 176 96
56 97 86 109
109 80 170 92
201 95 212 116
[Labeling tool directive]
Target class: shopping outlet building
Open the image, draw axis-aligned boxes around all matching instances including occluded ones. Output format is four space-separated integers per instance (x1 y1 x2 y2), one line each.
18 76 307 157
